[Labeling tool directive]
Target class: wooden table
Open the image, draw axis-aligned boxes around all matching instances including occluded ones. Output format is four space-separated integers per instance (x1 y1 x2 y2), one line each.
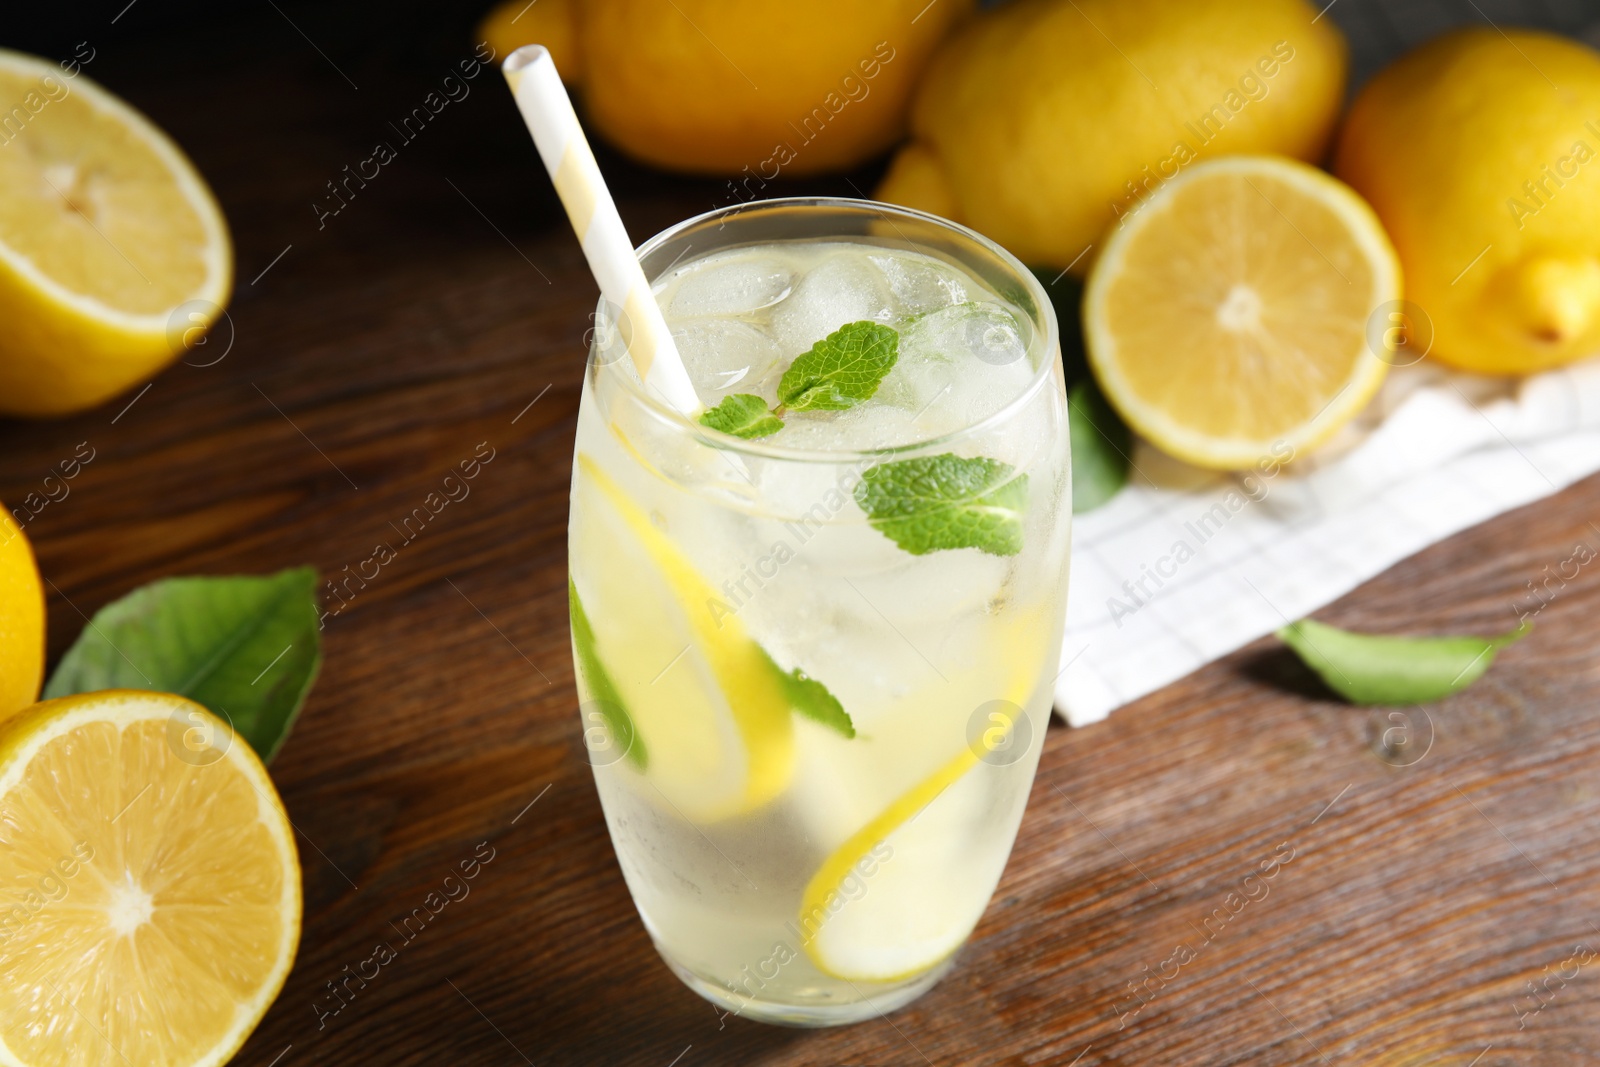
5 3 1599 1064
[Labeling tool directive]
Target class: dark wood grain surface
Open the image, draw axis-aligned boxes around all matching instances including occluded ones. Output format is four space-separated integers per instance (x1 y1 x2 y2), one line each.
5 2 1600 1064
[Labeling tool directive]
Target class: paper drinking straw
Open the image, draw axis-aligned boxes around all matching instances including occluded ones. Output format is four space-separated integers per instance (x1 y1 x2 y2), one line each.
501 45 701 416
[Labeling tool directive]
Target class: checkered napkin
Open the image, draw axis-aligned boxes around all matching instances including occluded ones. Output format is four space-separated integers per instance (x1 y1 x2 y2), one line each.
1055 357 1600 726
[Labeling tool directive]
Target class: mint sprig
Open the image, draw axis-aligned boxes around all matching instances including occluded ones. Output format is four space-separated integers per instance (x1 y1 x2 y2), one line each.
698 394 784 439
1277 618 1529 705
761 650 854 738
44 568 323 763
854 454 1027 557
695 322 900 441
777 321 898 412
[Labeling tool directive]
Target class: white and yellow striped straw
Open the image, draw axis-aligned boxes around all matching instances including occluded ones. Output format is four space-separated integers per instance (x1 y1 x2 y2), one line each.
502 45 701 416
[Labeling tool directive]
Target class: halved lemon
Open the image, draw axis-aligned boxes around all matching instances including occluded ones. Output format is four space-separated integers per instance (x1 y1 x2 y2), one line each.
0 507 44 721
571 453 794 823
1085 155 1401 470
0 690 300 1067
0 49 232 417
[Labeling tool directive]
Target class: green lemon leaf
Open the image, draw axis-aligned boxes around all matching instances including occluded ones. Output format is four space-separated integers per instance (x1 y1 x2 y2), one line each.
1069 379 1131 513
777 321 899 412
762 649 854 738
854 453 1027 557
44 567 322 763
569 579 646 769
698 394 784 439
1277 618 1530 705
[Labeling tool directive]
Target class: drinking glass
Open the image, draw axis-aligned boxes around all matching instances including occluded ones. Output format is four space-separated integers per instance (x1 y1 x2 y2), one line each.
568 198 1071 1026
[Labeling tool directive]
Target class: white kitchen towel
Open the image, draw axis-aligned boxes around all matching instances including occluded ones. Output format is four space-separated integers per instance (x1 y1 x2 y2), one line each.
1055 357 1600 726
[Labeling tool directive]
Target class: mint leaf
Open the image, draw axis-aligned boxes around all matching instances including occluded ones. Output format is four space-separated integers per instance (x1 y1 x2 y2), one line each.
765 652 854 738
777 321 898 411
698 393 784 439
854 453 1027 556
569 579 646 769
44 568 322 763
1277 619 1529 705
1069 379 1130 513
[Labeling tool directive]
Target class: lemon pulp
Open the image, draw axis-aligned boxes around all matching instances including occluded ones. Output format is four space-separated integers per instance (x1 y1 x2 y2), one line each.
0 692 299 1067
0 49 231 416
1085 155 1399 470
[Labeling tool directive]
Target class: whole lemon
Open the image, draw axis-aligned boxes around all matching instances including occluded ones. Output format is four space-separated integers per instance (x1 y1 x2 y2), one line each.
1336 28 1600 374
0 507 44 720
874 0 1347 272
479 0 973 176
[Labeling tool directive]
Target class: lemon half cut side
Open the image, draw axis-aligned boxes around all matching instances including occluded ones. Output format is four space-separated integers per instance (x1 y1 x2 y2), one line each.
0 691 300 1067
0 48 232 417
1085 155 1401 471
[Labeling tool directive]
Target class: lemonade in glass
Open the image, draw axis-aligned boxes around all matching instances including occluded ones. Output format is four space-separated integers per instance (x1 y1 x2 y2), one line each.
568 198 1070 1026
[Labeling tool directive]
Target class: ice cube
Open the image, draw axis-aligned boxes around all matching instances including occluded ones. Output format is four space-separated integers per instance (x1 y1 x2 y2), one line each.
906 301 1030 369
878 303 1037 431
667 254 793 317
870 251 968 315
769 403 927 452
769 252 895 358
672 319 784 400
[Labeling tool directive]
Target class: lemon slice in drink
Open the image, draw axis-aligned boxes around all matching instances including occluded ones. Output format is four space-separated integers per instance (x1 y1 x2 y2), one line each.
572 454 793 823
1084 155 1400 470
0 49 232 417
0 690 299 1067
797 612 1050 983
798 744 995 983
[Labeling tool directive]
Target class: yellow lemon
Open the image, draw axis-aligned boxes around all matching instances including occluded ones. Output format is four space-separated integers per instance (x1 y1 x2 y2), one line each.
0 690 300 1067
480 0 583 80
477 0 973 176
0 49 231 418
1084 156 1400 470
1336 28 1600 374
0 507 44 721
875 0 1347 273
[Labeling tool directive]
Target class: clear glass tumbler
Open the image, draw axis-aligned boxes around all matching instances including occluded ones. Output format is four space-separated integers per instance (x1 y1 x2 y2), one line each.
568 198 1071 1026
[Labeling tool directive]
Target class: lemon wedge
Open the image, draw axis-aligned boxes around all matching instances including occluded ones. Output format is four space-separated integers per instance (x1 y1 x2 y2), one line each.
1085 155 1400 470
571 454 794 823
0 690 299 1067
0 49 231 417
